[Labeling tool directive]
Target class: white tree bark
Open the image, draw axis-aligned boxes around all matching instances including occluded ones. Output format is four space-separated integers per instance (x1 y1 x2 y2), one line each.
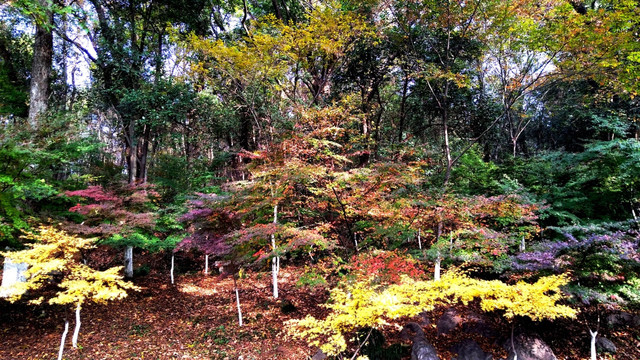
434 255 441 281
519 236 526 252
124 246 133 278
1 258 28 297
170 254 175 284
204 254 209 275
271 204 279 299
234 276 243 326
589 329 597 360
58 320 69 360
235 287 243 326
418 229 422 250
72 302 81 348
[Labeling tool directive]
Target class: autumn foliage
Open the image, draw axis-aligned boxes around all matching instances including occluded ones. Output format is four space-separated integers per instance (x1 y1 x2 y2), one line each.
349 250 426 284
288 269 576 356
0 226 138 306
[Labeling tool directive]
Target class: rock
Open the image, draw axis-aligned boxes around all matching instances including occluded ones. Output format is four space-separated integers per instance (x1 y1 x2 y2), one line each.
418 311 432 327
279 300 297 314
462 312 497 338
437 308 463 335
605 312 633 328
311 349 327 360
412 337 438 360
504 333 556 360
401 322 438 360
452 339 493 360
633 315 640 327
596 337 617 354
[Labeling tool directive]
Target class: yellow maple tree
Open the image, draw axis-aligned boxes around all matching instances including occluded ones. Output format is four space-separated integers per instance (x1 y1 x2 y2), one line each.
288 269 576 356
1 226 139 349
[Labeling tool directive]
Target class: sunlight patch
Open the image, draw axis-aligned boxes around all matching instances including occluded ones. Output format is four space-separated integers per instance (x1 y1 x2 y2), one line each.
178 283 218 296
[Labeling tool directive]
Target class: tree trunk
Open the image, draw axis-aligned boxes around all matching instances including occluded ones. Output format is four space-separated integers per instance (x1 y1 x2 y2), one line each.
137 124 151 183
511 323 518 360
72 303 81 348
28 3 53 128
271 0 282 19
272 204 279 299
1 258 28 296
434 220 443 281
170 254 175 284
57 320 69 360
442 106 453 186
397 73 409 143
60 12 68 111
434 255 441 281
417 229 422 250
124 246 133 278
204 254 209 275
589 329 597 360
127 134 137 185
233 275 243 326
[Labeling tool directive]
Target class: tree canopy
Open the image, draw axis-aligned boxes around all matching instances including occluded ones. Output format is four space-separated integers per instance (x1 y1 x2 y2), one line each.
1 0 639 358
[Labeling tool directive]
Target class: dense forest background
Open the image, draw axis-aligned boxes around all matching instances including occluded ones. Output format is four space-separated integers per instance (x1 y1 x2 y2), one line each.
1 0 639 359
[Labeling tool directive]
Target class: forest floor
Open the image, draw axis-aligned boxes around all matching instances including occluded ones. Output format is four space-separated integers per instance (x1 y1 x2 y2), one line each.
1 256 639 360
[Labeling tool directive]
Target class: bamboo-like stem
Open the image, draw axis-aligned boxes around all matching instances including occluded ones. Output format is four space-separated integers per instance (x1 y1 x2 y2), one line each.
170 254 175 284
58 320 69 360
71 302 81 348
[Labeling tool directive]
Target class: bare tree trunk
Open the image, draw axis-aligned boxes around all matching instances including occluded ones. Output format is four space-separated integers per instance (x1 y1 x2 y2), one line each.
271 204 279 299
72 303 81 348
397 72 409 143
233 275 243 326
137 124 151 183
417 229 422 250
60 12 68 111
271 0 282 19
511 323 518 360
1 258 28 297
28 2 53 128
127 133 137 185
589 329 597 360
442 106 453 186
204 254 209 275
124 246 133 278
588 313 600 360
434 220 443 280
434 255 441 281
170 254 175 284
57 320 69 360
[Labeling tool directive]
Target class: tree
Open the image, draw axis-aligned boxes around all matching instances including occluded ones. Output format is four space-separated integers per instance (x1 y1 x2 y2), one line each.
482 0 564 157
0 18 30 118
9 0 60 126
52 0 212 183
185 4 371 150
288 268 576 357
393 0 490 185
65 184 157 278
0 226 138 355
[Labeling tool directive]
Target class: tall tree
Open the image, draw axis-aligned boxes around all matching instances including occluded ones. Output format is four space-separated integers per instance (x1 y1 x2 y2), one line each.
11 0 55 127
394 0 488 185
